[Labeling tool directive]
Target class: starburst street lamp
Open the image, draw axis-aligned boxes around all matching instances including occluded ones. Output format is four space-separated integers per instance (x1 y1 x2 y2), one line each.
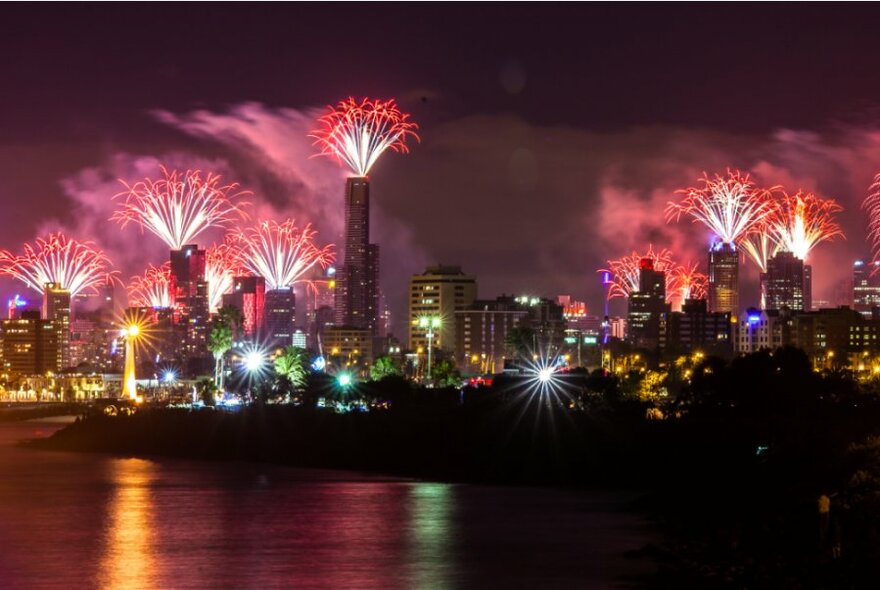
418 316 441 384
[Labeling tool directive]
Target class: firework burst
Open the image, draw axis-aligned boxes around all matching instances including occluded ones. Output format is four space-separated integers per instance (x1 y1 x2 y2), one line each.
0 232 116 296
599 245 676 300
768 190 843 261
310 97 419 176
739 226 778 273
229 220 335 291
205 241 249 312
666 170 777 245
669 262 708 303
128 263 173 309
113 167 249 250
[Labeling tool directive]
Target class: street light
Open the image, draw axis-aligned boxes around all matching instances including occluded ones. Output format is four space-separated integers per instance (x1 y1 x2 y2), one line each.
244 350 266 373
418 316 441 384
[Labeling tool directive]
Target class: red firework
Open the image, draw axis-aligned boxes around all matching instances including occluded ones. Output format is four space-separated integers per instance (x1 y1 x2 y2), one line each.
599 246 677 300
206 240 249 312
128 263 173 309
0 232 116 296
310 97 419 177
666 169 777 245
113 167 249 250
768 190 843 261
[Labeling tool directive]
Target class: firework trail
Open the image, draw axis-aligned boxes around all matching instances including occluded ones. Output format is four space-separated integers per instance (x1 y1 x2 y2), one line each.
769 190 843 261
113 167 249 250
666 170 777 245
739 226 778 273
310 97 419 176
0 232 116 296
128 263 173 309
205 241 249 313
599 245 676 300
229 220 335 291
669 261 708 303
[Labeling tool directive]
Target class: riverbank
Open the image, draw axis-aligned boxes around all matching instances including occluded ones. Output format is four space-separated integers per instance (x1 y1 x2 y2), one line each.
32 386 880 587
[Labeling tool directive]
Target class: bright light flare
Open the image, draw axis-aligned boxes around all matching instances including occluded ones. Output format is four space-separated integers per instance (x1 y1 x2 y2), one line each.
244 350 265 373
768 190 843 261
310 97 419 177
337 373 353 388
127 263 173 309
230 219 335 291
113 167 249 250
666 170 776 245
0 233 116 297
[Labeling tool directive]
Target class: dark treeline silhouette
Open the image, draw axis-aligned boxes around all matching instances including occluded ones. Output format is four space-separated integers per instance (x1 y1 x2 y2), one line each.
35 348 880 587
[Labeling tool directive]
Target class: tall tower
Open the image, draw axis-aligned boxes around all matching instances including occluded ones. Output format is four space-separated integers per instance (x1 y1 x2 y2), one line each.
335 177 379 335
170 244 209 359
43 282 71 371
264 287 295 346
626 258 667 350
762 251 805 311
708 243 739 314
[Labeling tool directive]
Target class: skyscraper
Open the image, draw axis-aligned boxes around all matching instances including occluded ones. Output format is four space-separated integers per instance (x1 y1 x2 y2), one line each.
335 177 379 336
627 258 668 350
170 245 209 360
708 242 738 313
264 288 295 346
762 251 805 311
853 259 880 317
43 282 71 371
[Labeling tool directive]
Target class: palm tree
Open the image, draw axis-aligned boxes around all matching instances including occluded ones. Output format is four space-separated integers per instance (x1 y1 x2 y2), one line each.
274 346 308 392
370 356 401 381
208 323 233 389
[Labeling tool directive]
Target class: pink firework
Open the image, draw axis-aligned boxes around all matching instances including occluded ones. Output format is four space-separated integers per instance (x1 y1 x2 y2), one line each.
0 232 116 296
229 219 335 291
128 263 173 309
599 245 677 300
205 241 249 312
310 97 419 176
864 173 880 265
113 167 249 250
666 170 777 245
768 190 842 261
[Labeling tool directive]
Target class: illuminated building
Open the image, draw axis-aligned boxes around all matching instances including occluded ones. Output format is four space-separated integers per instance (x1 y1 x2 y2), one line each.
762 251 805 312
335 178 380 336
609 316 627 340
291 329 307 349
0 310 57 375
853 259 880 317
264 288 295 346
305 266 336 343
627 258 669 350
43 282 71 371
170 244 209 359
455 297 530 375
660 298 732 357
708 242 738 313
736 308 787 353
221 276 266 340
408 265 477 352
323 326 372 372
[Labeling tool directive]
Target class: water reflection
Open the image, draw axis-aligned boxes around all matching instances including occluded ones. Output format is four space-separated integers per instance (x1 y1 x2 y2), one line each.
98 458 160 590
408 483 454 589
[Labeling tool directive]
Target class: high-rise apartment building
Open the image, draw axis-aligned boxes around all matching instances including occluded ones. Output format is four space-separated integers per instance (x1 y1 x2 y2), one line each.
264 288 295 346
335 177 379 336
627 258 668 349
43 282 71 371
170 245 209 359
408 265 477 352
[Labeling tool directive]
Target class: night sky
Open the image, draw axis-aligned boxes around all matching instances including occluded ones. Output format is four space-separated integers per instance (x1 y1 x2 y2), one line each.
3 4 880 328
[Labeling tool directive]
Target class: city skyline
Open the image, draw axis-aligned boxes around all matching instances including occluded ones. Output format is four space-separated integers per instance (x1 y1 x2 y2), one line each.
6 6 880 330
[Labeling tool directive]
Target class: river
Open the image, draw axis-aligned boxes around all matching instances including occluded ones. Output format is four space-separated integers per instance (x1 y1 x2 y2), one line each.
0 418 656 589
